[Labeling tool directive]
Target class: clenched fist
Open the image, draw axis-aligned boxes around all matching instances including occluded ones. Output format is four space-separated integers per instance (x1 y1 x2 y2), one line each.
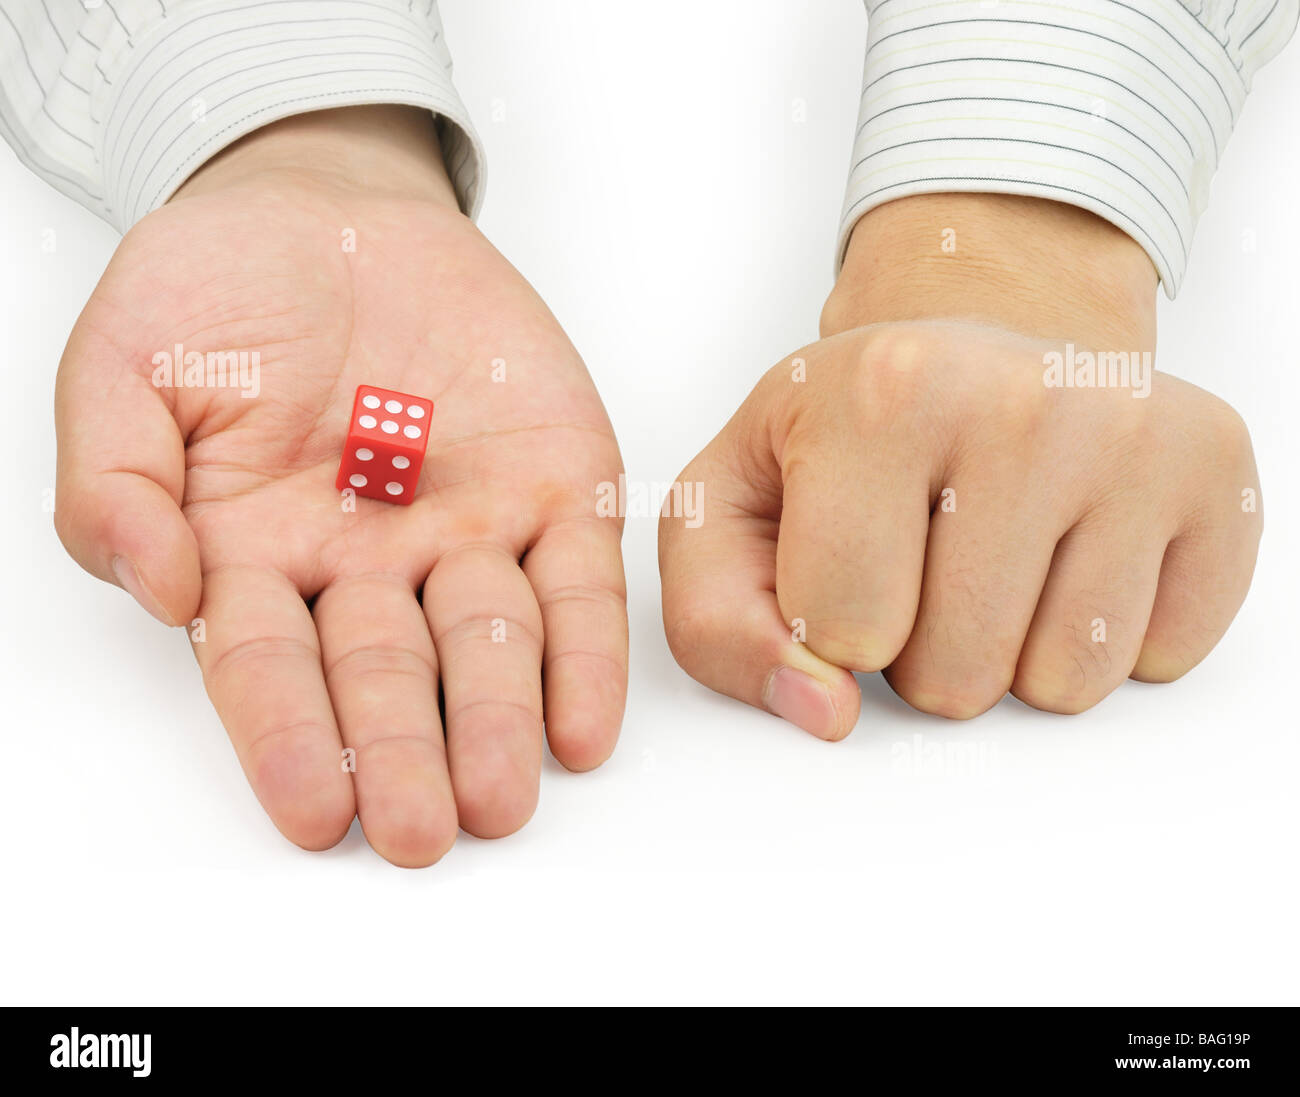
659 195 1261 737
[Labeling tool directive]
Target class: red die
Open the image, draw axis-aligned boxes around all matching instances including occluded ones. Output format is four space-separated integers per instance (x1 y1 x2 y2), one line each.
335 385 433 505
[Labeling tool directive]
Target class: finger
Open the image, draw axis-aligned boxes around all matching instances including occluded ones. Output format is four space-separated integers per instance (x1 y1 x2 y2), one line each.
1133 479 1263 683
775 429 931 673
424 545 544 838
54 328 200 626
1012 511 1167 713
659 443 860 741
521 518 628 772
885 471 1063 719
315 574 456 868
193 565 355 849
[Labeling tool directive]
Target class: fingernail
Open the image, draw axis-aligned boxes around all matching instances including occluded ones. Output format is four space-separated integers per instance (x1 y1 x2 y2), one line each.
764 666 839 739
111 555 176 627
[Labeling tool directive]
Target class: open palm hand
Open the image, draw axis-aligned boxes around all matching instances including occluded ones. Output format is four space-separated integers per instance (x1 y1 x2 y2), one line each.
55 112 627 865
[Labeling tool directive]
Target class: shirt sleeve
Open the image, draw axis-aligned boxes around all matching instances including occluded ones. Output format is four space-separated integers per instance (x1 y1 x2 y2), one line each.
837 0 1299 296
0 0 484 232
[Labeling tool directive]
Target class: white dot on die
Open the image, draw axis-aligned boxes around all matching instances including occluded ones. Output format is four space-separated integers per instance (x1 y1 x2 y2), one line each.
385 482 404 496
392 455 411 469
355 447 373 461
362 395 381 409
349 474 368 487
380 420 399 434
407 405 425 419
403 424 421 439
385 399 402 413
358 414 377 428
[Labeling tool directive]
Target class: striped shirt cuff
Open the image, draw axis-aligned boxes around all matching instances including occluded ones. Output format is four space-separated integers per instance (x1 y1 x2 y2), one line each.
837 0 1277 297
99 0 484 230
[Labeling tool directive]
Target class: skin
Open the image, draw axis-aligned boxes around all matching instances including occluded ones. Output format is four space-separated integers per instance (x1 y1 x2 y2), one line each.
659 193 1263 738
54 106 628 867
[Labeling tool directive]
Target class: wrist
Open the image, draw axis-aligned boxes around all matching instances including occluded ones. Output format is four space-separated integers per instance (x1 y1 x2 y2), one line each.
168 105 461 210
822 194 1158 350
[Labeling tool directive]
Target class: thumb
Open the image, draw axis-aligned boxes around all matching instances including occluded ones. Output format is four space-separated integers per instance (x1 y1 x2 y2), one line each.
658 419 860 741
54 327 201 628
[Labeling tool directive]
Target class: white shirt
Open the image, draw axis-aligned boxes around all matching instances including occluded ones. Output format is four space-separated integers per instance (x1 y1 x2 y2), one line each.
1 1 1295 296
0 1 484 226
839 0 1298 295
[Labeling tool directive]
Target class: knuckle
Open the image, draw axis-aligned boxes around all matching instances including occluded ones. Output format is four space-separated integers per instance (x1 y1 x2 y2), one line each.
887 642 1016 719
450 697 541 737
438 613 542 653
208 634 318 681
1131 643 1197 684
538 577 627 614
803 618 910 674
849 324 933 411
891 671 1011 721
1002 361 1054 432
1012 665 1102 715
325 643 435 685
1013 622 1127 714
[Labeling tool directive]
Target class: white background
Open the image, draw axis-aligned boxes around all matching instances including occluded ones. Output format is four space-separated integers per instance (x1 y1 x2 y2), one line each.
1 1 1296 1005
